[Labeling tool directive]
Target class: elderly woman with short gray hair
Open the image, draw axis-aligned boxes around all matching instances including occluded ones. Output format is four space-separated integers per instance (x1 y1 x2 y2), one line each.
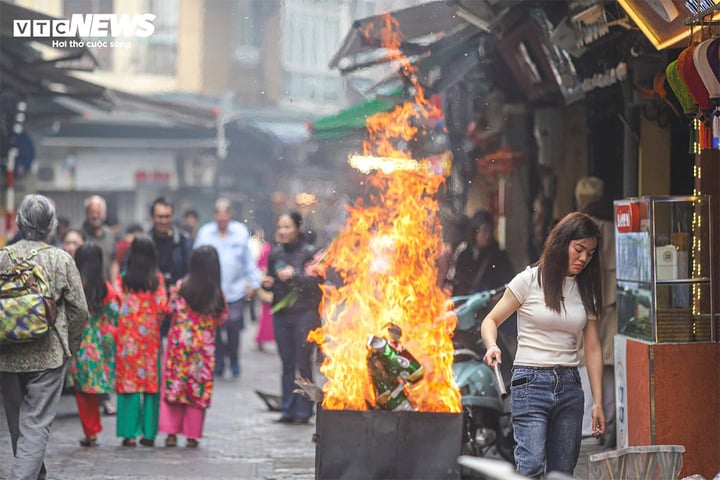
0 194 88 480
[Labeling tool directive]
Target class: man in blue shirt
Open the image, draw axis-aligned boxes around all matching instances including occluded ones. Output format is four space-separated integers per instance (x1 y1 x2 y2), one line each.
194 198 260 378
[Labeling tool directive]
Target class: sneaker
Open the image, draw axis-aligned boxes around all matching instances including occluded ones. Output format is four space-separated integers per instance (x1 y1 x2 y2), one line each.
273 416 294 424
230 364 241 378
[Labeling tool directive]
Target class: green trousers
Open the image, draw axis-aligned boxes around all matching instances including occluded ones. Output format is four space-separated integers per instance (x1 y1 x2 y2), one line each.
116 392 159 440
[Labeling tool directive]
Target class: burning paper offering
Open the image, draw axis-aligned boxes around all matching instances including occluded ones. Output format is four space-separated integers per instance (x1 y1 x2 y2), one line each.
307 153 460 413
308 11 459 414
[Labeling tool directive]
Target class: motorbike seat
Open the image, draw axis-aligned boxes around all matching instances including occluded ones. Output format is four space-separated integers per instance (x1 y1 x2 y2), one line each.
454 348 481 362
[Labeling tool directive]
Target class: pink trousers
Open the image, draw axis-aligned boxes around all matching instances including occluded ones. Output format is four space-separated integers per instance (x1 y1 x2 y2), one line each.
158 400 206 439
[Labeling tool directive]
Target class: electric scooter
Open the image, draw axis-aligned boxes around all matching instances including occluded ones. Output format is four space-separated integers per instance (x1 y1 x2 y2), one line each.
451 286 515 464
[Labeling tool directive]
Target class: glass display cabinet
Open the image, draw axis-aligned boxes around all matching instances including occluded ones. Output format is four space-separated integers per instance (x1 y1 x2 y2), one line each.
614 195 714 343
613 196 719 476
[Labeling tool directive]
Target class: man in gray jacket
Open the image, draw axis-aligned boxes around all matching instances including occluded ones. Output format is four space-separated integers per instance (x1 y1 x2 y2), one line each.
0 194 89 480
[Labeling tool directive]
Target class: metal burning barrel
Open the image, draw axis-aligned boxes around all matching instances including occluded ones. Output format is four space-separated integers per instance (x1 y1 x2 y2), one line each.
314 407 463 480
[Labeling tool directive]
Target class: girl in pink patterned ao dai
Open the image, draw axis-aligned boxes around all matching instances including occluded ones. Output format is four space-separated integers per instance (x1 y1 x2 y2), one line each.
159 246 227 448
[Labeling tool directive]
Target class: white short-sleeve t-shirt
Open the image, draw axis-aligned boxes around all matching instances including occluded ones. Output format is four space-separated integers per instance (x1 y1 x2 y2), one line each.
508 266 589 367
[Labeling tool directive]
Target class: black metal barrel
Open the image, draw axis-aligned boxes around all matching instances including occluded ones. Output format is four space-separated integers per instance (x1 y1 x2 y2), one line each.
314 407 462 480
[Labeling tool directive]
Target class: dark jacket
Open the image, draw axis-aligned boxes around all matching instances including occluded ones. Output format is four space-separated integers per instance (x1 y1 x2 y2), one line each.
150 227 193 288
451 240 515 296
266 236 322 314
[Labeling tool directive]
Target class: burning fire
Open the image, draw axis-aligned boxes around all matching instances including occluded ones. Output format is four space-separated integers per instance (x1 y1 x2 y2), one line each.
308 13 460 413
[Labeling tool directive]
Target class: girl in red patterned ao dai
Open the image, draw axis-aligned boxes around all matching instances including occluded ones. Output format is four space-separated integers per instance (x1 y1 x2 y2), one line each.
115 236 167 447
159 246 227 448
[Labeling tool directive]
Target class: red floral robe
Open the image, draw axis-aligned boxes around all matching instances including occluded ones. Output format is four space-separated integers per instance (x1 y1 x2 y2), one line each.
116 274 167 394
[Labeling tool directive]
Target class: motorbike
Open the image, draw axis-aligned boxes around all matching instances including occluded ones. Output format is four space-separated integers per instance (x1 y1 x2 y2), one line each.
451 286 516 465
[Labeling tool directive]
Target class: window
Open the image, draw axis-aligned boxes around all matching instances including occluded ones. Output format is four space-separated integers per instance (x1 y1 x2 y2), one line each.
142 0 178 75
281 0 345 104
234 0 265 65
63 0 114 69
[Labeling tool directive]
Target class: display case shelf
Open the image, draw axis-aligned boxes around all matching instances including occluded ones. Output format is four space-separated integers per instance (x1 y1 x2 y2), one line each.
614 196 714 343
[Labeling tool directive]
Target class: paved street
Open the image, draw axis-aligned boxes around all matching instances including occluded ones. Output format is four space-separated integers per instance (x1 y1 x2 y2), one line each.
0 321 609 479
0 323 316 480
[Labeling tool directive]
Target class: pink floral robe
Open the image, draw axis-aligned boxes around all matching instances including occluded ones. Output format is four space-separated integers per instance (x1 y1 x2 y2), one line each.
163 283 228 408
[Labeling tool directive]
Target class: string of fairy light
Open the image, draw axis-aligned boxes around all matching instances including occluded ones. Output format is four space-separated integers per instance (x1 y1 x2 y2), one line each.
692 156 702 338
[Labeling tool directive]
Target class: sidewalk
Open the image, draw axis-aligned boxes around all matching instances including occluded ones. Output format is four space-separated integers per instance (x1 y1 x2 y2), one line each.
0 322 611 479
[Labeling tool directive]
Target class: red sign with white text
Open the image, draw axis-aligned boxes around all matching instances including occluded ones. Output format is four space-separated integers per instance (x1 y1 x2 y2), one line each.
616 203 641 233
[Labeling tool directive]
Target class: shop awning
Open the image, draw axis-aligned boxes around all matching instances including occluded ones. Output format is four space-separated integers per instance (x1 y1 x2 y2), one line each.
0 0 113 109
311 26 485 141
309 88 404 140
329 0 501 74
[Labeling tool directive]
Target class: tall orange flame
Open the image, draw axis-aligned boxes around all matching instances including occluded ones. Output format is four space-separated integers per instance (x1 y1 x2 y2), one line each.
308 12 460 413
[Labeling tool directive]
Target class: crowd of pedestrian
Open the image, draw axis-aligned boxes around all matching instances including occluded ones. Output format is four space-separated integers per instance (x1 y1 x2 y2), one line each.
0 192 313 478
0 186 620 479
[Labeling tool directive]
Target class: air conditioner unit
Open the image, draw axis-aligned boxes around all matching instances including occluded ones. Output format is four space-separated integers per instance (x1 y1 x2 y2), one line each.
183 155 216 187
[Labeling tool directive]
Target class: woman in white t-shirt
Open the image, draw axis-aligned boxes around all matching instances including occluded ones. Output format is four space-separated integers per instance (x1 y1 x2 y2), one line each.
481 212 606 477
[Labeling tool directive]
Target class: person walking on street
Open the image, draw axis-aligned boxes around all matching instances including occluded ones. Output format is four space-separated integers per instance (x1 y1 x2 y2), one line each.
61 228 85 259
180 209 200 243
70 243 119 447
115 223 144 271
261 212 322 424
0 194 89 479
147 197 192 338
254 230 274 350
194 198 259 378
79 195 119 282
159 246 227 448
115 236 167 447
481 212 606 477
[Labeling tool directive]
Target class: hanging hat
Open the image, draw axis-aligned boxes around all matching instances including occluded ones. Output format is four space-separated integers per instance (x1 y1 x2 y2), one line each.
666 60 697 116
693 38 720 106
708 38 720 104
678 45 714 119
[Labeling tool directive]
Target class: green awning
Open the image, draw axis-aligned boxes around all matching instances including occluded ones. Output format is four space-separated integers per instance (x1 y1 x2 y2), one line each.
310 90 402 141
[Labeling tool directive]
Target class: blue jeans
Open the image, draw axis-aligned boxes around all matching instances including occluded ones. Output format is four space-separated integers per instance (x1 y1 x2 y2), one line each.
273 309 320 421
511 365 584 478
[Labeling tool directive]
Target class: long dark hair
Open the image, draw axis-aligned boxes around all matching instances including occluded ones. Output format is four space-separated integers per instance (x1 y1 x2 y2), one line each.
123 235 159 292
537 212 603 317
178 245 225 314
75 243 107 314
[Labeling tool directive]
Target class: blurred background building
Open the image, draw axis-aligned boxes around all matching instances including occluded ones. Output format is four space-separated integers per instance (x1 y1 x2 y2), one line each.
3 0 429 238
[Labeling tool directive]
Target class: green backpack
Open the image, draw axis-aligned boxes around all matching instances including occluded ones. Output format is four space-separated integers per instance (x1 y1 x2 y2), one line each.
0 246 57 345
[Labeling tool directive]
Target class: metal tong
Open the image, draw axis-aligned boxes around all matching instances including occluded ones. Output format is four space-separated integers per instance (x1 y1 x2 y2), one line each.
493 361 508 399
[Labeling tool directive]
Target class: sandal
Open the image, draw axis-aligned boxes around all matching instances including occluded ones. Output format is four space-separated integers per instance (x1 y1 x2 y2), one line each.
139 437 155 447
79 436 97 447
165 434 177 447
121 438 136 447
186 438 199 448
